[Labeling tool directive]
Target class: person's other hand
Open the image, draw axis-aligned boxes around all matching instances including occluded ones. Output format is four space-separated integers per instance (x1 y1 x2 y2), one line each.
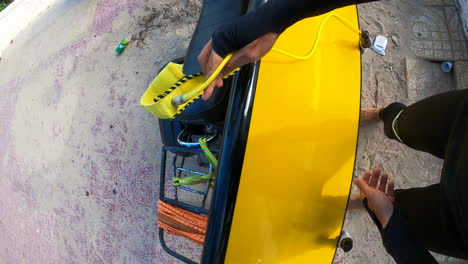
353 168 395 229
197 32 279 100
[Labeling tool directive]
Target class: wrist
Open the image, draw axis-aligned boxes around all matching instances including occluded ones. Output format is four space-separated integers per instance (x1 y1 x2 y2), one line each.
379 207 394 229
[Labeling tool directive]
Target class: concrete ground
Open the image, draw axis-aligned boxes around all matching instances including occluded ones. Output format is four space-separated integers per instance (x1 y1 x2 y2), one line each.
335 0 468 263
0 0 467 264
0 0 202 263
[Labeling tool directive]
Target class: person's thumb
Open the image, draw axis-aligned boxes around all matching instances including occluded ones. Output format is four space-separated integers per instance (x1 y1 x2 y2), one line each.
202 84 215 101
353 178 372 197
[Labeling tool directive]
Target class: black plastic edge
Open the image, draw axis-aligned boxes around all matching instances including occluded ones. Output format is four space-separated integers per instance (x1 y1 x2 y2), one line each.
201 61 260 264
159 228 198 264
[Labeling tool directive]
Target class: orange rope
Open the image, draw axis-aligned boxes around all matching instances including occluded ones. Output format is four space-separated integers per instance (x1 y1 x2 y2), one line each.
158 200 208 245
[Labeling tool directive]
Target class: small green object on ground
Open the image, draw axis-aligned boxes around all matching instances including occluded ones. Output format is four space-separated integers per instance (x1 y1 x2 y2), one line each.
0 1 11 12
116 38 129 54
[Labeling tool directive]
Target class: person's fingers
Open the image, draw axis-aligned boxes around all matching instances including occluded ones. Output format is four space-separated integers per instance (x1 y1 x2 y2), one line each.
202 86 215 101
353 178 372 197
202 76 224 100
378 174 388 192
206 49 223 79
199 44 224 101
369 168 381 188
200 32 279 101
203 50 224 101
198 40 212 75
362 171 371 184
215 77 223 88
387 182 395 197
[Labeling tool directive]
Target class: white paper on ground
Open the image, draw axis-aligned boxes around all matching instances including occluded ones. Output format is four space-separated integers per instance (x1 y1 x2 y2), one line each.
372 35 388 56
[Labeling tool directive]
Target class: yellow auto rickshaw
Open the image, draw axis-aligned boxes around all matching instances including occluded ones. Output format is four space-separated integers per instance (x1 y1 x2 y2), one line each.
141 0 361 263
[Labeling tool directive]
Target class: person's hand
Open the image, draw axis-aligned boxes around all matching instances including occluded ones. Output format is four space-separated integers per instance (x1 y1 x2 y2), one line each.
197 32 279 100
353 168 395 229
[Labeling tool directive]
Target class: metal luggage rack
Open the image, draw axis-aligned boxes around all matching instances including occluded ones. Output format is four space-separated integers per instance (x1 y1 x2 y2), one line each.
158 143 220 264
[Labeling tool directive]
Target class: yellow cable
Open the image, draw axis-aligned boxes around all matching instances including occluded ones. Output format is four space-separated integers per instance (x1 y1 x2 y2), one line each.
272 13 361 60
172 53 234 105
173 14 360 106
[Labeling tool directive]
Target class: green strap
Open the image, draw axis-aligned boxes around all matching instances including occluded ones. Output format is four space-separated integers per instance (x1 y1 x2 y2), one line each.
173 138 218 186
199 138 218 167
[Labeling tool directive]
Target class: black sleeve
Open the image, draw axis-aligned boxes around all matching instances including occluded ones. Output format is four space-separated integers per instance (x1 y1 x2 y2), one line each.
363 199 438 264
212 0 379 57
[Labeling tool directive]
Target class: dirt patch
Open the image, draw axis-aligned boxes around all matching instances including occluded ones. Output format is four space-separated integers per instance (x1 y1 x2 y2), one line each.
131 1 202 45
334 0 467 263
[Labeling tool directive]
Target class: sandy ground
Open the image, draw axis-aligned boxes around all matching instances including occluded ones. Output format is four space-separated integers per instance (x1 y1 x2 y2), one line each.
0 0 467 263
0 0 203 263
335 0 468 263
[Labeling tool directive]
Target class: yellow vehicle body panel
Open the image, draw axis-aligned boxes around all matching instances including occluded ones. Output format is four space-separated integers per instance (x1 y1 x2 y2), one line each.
225 6 360 264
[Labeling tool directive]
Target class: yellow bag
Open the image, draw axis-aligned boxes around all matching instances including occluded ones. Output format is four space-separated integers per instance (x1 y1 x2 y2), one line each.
140 54 236 119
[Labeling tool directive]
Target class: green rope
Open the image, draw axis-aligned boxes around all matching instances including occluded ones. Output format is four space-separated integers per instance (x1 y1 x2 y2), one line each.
199 138 217 167
172 138 218 186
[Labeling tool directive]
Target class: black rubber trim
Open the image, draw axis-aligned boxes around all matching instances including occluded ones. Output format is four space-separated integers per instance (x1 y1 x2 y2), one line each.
159 228 198 264
200 61 260 264
199 2 266 263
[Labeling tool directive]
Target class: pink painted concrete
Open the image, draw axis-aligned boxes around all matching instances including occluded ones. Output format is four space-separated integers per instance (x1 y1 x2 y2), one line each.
0 0 202 263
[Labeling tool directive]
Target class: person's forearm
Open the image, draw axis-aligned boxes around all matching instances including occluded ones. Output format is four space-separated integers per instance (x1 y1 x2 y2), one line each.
212 0 379 57
363 199 438 264
381 210 438 263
